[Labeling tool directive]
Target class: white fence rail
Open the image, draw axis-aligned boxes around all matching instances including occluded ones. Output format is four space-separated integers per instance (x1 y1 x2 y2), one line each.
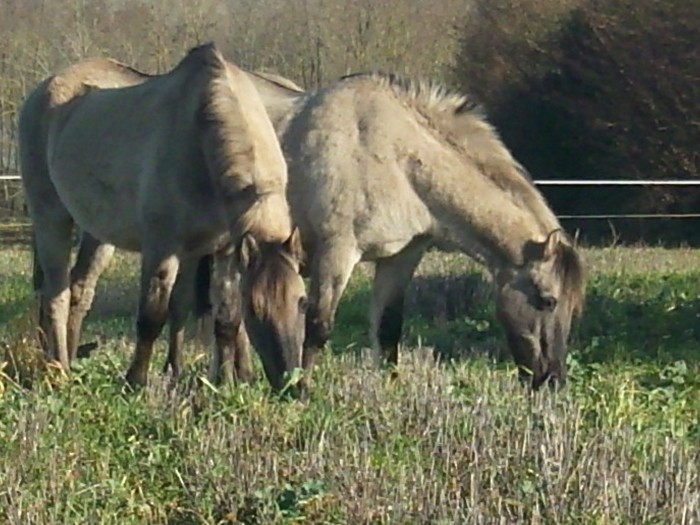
534 180 700 186
3 175 700 220
6 174 700 185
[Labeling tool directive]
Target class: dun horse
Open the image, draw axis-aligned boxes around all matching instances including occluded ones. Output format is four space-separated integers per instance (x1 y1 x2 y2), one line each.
19 44 307 391
210 70 586 390
63 66 585 391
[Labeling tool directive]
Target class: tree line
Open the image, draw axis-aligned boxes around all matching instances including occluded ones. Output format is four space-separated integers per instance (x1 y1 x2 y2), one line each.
453 0 700 243
1 0 696 243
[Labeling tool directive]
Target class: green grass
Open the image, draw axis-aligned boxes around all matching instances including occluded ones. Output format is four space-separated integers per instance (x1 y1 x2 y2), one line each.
1 245 699 524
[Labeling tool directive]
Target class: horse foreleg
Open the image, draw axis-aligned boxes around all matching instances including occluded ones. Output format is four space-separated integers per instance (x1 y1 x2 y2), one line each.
125 253 179 388
163 260 197 381
208 250 252 385
192 254 215 352
232 315 252 383
68 233 114 361
303 242 361 389
370 238 428 369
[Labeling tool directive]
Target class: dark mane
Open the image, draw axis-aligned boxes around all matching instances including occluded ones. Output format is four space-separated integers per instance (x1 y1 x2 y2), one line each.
340 71 481 115
555 242 586 316
247 242 300 320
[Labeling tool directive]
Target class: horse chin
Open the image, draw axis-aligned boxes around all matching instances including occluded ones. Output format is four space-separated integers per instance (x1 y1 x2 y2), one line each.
246 325 304 395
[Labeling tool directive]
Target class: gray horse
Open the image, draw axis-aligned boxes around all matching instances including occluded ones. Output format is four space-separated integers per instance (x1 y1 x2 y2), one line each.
62 66 586 391
19 44 307 391
242 70 585 390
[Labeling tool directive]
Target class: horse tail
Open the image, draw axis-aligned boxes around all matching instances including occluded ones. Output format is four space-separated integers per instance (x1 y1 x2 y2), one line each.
194 254 213 319
30 229 48 350
31 229 43 293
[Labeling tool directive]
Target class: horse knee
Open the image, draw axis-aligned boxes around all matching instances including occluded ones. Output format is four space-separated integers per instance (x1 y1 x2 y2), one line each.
137 310 166 343
305 315 333 349
69 280 95 313
137 256 178 340
69 280 84 305
378 299 404 349
214 317 239 342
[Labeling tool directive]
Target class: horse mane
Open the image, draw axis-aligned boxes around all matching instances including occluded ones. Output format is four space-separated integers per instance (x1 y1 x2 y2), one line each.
194 43 292 242
342 73 526 179
246 242 300 320
194 44 263 198
345 72 558 239
341 71 480 117
554 241 586 317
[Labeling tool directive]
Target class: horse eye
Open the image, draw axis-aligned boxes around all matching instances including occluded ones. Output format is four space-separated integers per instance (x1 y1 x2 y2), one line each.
540 295 558 312
298 297 308 313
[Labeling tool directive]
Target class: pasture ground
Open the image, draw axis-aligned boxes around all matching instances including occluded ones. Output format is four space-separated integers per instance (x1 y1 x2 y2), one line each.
1 243 699 524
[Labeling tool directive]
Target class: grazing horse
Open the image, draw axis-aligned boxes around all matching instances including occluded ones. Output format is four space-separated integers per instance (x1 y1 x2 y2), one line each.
224 70 586 390
18 44 307 391
65 66 586 391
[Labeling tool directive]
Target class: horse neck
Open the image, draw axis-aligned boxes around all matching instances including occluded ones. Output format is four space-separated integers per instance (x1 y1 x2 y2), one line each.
411 143 559 271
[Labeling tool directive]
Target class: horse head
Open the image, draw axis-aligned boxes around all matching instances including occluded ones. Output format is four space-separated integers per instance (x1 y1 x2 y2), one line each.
496 229 585 389
235 227 307 394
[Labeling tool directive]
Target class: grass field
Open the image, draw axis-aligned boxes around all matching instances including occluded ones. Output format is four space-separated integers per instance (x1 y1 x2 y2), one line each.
1 244 699 524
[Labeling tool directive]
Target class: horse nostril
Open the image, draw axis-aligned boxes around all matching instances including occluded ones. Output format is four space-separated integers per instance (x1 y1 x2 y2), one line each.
541 295 557 311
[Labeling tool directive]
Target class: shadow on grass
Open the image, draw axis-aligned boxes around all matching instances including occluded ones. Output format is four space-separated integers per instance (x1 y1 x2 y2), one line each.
0 282 35 339
0 296 34 325
330 272 505 362
7 254 699 370
574 272 700 364
331 270 700 367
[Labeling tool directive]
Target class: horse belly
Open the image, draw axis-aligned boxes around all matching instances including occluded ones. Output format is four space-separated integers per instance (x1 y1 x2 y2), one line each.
361 239 415 260
59 183 143 250
47 161 142 250
356 200 433 260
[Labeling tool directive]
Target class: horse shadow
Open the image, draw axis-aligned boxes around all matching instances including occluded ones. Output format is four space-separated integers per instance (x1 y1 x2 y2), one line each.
332 271 504 360
334 270 700 367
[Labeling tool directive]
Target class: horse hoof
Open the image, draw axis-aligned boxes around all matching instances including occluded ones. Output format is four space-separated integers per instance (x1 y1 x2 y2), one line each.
124 368 148 390
235 369 254 384
76 341 99 359
161 361 181 379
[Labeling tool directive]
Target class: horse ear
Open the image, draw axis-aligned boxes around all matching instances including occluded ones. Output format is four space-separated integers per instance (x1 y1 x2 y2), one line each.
543 229 564 260
236 233 260 271
284 227 303 262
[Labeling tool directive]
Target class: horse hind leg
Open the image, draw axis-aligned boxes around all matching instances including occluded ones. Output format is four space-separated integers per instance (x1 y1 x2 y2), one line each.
31 231 49 354
67 232 115 361
125 251 180 388
163 259 199 381
31 216 75 370
370 237 428 369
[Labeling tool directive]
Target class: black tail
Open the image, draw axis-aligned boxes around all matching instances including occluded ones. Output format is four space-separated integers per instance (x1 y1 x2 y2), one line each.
194 254 213 318
31 229 43 292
